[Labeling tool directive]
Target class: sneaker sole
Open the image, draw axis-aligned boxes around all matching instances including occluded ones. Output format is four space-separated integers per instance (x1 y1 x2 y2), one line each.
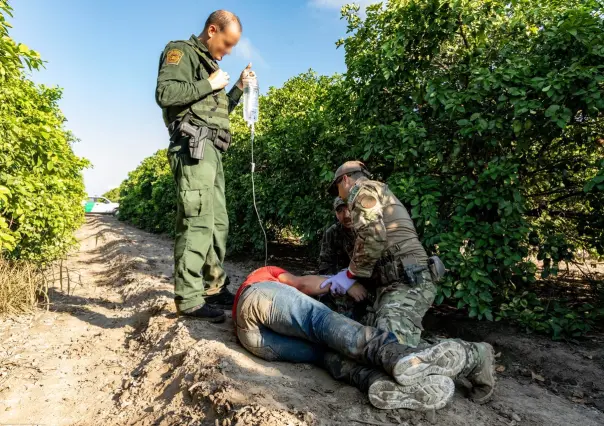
393 341 467 386
368 375 455 411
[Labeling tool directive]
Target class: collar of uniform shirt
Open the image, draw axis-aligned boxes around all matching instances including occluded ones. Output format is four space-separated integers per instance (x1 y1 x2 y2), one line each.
189 34 214 58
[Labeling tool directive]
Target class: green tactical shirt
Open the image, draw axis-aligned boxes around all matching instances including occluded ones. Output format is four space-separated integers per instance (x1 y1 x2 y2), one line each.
155 35 243 130
318 222 355 276
317 222 369 321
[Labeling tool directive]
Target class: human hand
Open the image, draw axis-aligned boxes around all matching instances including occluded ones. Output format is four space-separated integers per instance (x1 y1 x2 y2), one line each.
236 63 255 89
320 270 356 295
209 69 230 91
347 283 367 302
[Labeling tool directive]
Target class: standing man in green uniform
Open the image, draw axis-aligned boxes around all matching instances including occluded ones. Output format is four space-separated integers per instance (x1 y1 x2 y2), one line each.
156 10 255 322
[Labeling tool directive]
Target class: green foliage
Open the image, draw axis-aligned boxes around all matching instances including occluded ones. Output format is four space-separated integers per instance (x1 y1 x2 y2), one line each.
102 187 121 202
224 72 342 252
116 149 176 235
117 72 340 250
0 1 88 262
117 0 603 337
497 291 604 339
336 0 604 328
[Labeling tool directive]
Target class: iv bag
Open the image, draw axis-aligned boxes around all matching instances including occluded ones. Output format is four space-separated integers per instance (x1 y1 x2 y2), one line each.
243 77 259 124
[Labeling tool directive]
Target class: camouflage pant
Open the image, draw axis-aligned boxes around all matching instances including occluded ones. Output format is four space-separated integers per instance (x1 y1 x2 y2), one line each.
365 270 436 347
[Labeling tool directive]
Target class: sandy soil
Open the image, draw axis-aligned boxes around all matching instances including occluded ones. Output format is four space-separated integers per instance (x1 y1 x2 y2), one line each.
1 216 602 426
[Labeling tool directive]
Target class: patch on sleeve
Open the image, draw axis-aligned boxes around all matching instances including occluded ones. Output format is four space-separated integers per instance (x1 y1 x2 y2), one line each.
359 195 378 209
166 49 183 65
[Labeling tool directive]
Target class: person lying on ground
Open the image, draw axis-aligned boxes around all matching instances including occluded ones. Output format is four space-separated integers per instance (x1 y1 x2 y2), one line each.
231 266 496 411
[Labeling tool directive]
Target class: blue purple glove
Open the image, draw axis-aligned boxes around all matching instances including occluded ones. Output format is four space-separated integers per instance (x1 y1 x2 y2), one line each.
320 269 356 295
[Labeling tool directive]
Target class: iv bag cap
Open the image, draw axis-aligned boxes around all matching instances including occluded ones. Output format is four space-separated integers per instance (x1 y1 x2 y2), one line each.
333 197 346 211
328 160 370 195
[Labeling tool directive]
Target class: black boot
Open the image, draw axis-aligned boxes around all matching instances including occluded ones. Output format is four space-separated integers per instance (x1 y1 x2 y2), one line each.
205 279 235 308
205 289 235 308
179 304 226 323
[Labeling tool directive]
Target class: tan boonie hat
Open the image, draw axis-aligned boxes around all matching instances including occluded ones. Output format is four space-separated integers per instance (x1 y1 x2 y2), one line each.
333 197 346 211
328 160 370 195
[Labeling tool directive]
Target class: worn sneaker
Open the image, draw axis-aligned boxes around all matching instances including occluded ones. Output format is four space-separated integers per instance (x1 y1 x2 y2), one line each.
368 375 455 411
179 304 226 323
391 340 467 386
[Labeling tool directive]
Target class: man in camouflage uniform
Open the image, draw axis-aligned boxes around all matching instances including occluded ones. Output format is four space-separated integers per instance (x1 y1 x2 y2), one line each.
156 10 254 322
324 161 434 346
323 161 496 403
318 197 356 275
317 197 369 319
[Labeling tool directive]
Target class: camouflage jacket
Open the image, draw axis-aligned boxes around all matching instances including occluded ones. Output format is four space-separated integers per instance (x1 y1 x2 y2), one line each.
348 177 428 278
318 222 355 275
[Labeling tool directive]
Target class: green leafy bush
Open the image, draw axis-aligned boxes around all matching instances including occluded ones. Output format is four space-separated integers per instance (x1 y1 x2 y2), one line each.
116 149 175 235
102 187 121 202
335 0 604 325
0 1 88 262
498 291 604 339
224 72 341 252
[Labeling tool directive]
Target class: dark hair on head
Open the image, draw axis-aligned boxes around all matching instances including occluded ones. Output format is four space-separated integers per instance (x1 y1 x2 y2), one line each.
204 10 242 32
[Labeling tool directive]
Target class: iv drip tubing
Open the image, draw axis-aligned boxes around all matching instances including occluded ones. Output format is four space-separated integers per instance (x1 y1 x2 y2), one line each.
250 123 268 266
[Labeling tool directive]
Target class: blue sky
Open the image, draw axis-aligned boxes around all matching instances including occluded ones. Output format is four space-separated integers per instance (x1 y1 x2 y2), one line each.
9 0 374 196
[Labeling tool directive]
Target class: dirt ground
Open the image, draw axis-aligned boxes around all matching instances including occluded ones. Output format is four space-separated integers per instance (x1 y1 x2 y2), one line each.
1 216 603 426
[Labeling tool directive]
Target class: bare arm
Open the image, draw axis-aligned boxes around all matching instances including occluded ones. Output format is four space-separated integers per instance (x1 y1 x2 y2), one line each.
277 273 330 296
278 272 368 302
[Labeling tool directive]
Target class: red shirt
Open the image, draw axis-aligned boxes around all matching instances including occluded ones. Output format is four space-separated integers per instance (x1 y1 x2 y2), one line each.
232 266 288 325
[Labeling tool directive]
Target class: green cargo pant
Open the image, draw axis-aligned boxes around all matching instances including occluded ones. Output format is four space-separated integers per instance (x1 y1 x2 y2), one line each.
365 270 436 347
168 138 228 312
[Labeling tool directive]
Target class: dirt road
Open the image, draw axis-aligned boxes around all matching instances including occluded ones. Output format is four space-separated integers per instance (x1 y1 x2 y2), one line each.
1 216 603 425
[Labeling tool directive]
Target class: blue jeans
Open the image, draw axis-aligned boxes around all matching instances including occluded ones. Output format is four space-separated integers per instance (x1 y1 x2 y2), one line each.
235 281 398 373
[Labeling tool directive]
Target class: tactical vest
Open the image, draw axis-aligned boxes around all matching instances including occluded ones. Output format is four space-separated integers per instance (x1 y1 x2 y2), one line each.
160 40 230 131
184 40 230 131
351 178 428 265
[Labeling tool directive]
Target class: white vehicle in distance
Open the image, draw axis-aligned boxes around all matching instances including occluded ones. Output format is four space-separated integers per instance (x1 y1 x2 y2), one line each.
83 196 119 215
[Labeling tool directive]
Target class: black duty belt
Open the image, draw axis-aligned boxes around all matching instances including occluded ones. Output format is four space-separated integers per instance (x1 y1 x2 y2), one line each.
168 118 231 153
374 252 428 287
